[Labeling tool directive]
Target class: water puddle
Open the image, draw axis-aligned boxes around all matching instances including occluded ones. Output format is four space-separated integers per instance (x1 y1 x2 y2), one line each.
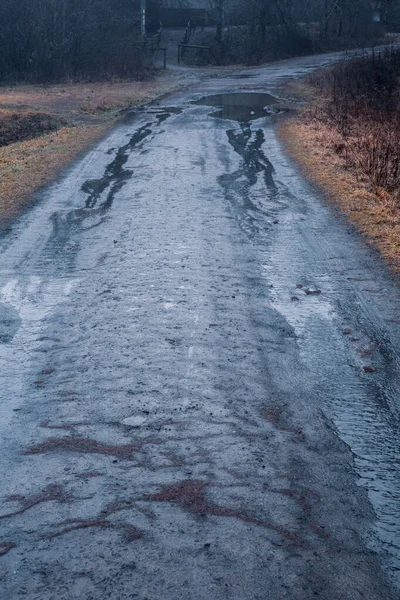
82 123 153 211
217 123 279 238
231 74 257 79
263 257 400 588
195 92 278 122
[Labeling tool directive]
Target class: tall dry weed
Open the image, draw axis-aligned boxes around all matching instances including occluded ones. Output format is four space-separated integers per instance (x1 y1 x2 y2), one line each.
314 48 400 210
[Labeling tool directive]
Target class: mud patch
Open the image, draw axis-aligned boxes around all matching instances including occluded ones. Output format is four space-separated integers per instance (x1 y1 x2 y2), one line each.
23 436 156 460
1 484 74 520
0 541 16 557
263 406 303 436
49 519 142 542
40 420 88 431
41 368 55 375
149 479 298 544
194 93 278 122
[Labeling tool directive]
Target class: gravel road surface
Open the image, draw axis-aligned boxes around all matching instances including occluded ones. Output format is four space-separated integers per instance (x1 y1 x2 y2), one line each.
1 54 400 599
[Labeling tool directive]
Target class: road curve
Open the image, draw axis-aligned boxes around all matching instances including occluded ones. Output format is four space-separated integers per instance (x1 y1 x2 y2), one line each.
1 54 400 599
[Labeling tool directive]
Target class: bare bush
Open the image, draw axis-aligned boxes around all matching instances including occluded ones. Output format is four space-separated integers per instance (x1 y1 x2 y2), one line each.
313 48 400 209
0 112 63 147
190 0 390 66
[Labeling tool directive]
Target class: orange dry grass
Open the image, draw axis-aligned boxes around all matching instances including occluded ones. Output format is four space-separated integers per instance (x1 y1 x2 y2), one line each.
0 124 108 223
0 79 182 120
0 74 184 226
0 108 15 119
278 112 400 271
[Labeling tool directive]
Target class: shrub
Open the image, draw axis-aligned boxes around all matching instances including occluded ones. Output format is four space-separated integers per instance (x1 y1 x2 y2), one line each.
314 48 400 206
0 112 63 147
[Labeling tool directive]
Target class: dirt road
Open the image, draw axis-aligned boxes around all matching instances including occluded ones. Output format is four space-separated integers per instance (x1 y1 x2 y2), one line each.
1 54 400 599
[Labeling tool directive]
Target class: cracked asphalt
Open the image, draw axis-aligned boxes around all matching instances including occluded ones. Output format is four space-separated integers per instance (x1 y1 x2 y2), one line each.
1 53 400 599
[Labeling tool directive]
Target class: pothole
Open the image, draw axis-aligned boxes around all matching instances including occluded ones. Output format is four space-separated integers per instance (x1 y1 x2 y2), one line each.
194 92 279 122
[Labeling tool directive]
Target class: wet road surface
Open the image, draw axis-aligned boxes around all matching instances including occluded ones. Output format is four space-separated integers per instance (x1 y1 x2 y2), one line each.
1 54 400 599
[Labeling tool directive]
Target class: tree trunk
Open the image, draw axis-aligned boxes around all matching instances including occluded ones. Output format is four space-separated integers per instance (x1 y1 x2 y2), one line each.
259 8 267 44
214 0 224 44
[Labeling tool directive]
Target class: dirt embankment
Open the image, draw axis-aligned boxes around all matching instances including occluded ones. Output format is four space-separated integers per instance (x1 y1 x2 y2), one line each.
0 74 186 229
278 80 400 273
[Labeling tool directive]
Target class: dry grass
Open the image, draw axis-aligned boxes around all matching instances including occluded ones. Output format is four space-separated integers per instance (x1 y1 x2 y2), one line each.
0 75 184 227
0 79 182 119
0 110 64 147
278 98 400 272
0 124 109 225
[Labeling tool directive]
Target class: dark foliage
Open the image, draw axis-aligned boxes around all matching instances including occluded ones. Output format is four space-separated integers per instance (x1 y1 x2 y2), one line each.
317 47 400 199
186 0 393 66
0 112 63 147
0 0 161 83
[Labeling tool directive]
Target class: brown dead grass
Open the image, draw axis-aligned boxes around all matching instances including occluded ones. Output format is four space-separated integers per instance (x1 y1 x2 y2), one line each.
0 124 109 224
278 99 400 272
0 75 185 227
0 110 62 147
0 79 182 121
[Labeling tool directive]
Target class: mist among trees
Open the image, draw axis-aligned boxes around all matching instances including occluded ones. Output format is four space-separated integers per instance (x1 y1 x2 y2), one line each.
207 0 400 62
0 0 163 82
0 0 399 82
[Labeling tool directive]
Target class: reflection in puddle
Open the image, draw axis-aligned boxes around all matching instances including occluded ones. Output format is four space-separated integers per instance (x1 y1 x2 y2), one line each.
81 123 153 211
195 92 278 122
217 123 280 239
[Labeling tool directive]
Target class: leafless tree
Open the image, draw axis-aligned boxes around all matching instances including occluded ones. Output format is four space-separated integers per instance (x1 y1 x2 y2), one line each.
0 0 163 82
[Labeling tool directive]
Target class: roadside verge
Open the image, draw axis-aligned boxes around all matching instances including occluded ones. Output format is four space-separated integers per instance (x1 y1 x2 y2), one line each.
0 72 189 230
277 80 400 273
